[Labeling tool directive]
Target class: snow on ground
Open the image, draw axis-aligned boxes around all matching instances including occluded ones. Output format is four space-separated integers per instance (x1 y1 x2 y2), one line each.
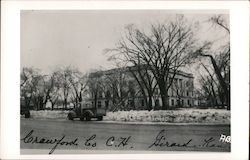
30 110 70 119
104 109 230 124
30 108 230 124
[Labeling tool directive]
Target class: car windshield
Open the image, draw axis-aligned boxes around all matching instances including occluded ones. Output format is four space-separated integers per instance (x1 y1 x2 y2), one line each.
81 103 93 109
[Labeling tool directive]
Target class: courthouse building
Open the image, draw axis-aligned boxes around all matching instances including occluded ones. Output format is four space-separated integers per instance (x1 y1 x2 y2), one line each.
86 65 195 110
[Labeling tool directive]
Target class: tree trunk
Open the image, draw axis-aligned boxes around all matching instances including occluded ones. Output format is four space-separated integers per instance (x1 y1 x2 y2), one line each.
209 56 230 110
64 98 67 109
227 88 230 110
161 95 169 110
160 87 169 110
201 54 230 110
158 80 169 110
148 96 153 111
94 93 97 109
51 102 54 110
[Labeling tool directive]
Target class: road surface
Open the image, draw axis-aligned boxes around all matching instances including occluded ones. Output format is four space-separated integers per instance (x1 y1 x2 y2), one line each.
21 118 230 154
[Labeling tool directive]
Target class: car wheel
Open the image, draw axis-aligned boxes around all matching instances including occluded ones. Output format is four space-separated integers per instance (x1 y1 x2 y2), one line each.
97 116 103 121
86 114 91 121
68 113 73 120
25 111 30 118
80 117 85 121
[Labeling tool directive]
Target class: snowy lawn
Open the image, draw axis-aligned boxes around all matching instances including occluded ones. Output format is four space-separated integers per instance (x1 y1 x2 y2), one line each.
30 110 70 119
30 108 230 124
104 109 230 124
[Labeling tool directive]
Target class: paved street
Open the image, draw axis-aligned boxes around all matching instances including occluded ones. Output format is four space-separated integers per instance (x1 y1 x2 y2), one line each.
21 118 230 154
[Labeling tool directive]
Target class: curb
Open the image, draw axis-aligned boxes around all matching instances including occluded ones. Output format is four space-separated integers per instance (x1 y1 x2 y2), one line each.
94 120 230 126
22 117 230 126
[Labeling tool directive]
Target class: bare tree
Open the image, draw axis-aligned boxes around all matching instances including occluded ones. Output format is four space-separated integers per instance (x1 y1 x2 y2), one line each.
57 67 73 109
46 71 61 110
199 73 218 107
21 66 90 110
21 67 37 109
67 68 88 108
106 54 156 110
125 65 157 110
107 15 201 110
21 67 45 110
102 68 131 111
87 71 106 109
197 15 230 110
172 78 186 107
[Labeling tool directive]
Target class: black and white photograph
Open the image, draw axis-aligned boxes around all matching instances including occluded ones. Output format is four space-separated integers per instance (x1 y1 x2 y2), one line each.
20 10 231 154
1 1 249 159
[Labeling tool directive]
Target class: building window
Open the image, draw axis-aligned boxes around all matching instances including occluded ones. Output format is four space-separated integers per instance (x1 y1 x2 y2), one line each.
141 99 144 107
155 99 159 107
97 101 102 108
187 100 190 106
128 99 134 107
171 99 175 106
186 91 189 97
177 99 180 106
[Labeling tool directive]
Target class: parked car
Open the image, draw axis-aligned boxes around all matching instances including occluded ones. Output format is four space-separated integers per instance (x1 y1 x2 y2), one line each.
67 101 106 121
20 98 30 118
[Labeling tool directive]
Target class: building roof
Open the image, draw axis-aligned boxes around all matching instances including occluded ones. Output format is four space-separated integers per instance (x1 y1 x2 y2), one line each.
89 65 194 78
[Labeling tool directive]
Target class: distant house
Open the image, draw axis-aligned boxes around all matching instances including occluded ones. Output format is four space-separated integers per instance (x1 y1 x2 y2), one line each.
86 65 195 111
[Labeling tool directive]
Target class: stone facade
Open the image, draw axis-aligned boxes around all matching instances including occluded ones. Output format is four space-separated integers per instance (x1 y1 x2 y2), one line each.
86 66 195 110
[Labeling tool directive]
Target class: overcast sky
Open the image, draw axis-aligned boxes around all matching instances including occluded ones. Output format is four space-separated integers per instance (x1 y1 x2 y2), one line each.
21 10 229 74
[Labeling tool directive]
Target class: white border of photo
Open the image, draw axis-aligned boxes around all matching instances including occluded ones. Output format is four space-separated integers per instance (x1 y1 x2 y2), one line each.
1 1 249 160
